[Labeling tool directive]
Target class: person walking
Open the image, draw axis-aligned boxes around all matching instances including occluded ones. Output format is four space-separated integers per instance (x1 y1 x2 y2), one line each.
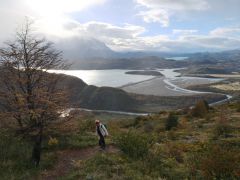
95 119 108 150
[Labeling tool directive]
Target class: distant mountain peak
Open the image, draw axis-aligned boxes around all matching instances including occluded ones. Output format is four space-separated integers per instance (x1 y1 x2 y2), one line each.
56 37 115 60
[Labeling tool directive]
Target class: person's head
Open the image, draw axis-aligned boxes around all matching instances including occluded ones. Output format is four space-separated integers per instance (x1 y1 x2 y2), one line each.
95 119 100 126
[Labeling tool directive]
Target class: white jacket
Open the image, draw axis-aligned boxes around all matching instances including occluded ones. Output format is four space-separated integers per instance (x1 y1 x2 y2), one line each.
97 123 109 137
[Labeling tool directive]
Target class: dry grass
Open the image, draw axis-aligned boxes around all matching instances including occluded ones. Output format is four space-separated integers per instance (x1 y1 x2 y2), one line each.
211 82 240 91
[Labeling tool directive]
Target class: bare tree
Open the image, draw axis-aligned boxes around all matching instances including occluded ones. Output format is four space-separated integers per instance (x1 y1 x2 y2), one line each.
0 19 67 166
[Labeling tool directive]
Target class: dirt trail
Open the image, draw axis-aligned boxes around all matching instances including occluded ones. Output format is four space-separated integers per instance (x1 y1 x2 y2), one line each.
42 145 119 180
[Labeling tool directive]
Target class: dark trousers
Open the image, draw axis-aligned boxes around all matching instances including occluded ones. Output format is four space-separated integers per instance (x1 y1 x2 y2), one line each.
99 135 105 149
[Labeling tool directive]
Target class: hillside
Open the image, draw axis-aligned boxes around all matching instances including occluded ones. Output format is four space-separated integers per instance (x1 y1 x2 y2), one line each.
77 86 136 111
179 50 240 75
57 74 227 113
1 100 239 179
48 74 138 112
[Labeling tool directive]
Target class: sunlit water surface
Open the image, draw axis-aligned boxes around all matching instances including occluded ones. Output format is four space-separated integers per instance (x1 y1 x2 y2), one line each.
49 69 155 87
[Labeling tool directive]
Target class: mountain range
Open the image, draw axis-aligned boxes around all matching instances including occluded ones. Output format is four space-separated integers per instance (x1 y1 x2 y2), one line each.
56 38 240 71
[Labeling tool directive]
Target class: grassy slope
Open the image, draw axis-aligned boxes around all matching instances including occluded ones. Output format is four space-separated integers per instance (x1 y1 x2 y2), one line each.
1 101 240 179
64 103 240 180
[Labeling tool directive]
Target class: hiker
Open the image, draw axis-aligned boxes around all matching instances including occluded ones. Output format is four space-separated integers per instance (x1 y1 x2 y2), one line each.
95 119 108 150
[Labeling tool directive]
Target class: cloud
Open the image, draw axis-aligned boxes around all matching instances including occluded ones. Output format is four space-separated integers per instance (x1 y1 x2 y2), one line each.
58 20 146 40
136 0 209 11
60 22 240 52
210 27 240 37
179 35 240 50
136 0 209 26
81 22 145 39
137 9 169 26
59 21 147 51
24 0 106 16
80 24 240 52
109 35 170 51
0 0 107 42
0 0 240 53
173 29 198 36
42 19 170 52
0 0 31 43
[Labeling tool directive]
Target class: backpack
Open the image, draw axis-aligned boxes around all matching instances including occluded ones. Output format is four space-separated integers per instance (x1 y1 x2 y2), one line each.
100 124 108 136
102 124 107 130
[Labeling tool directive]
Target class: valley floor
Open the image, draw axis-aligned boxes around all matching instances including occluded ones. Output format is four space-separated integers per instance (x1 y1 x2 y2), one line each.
121 77 218 96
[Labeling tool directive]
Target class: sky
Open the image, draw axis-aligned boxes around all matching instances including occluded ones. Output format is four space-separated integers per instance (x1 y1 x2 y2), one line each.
0 0 240 53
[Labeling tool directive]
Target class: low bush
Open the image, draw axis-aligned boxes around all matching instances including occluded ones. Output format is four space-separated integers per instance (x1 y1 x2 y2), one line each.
133 116 149 127
213 123 233 138
143 122 154 133
144 144 188 179
114 131 153 160
191 100 209 118
187 143 240 179
78 119 95 134
165 113 179 131
48 136 59 146
212 112 233 139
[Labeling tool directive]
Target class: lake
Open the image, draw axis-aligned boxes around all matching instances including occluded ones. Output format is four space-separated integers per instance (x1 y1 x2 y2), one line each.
49 69 155 87
50 68 221 89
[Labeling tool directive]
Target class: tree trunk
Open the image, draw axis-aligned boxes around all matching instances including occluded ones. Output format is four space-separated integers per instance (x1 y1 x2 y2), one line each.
31 125 43 167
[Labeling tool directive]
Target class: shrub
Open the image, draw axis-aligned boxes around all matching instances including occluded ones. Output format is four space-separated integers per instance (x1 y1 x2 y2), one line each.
213 121 232 139
143 122 154 133
165 113 178 131
191 100 209 118
200 145 240 179
188 143 240 179
145 144 188 179
178 117 189 129
166 130 178 140
48 137 59 146
114 131 153 160
212 108 232 139
133 116 149 127
78 119 95 134
165 142 184 163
